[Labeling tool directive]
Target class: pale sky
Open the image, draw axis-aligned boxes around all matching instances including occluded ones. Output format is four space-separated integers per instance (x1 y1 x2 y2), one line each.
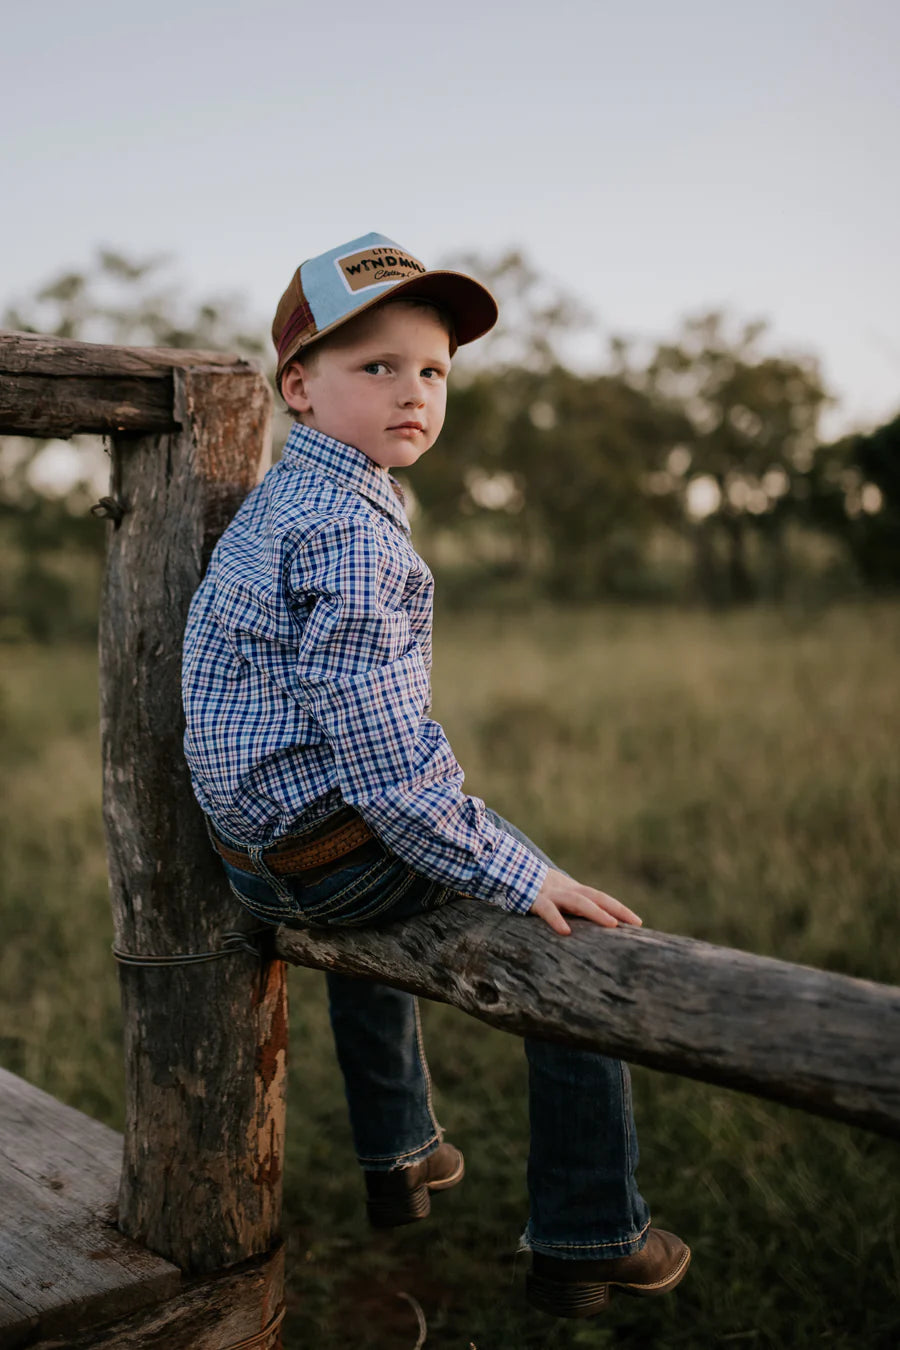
2 0 898 438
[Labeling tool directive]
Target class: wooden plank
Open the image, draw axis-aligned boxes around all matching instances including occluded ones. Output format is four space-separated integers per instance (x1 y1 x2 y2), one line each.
0 373 176 437
26 1248 285 1350
0 1172 179 1345
0 1068 180 1346
275 899 900 1139
0 331 257 378
0 1277 42 1343
98 366 287 1275
0 1067 123 1175
0 332 266 437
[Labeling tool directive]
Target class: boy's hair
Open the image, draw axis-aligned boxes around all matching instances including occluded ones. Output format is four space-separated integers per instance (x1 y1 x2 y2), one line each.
284 297 457 420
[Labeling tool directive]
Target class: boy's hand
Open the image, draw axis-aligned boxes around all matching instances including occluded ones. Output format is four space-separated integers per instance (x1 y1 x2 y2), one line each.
530 869 643 936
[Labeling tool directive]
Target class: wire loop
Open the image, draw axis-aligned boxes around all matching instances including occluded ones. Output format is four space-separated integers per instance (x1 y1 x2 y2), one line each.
112 928 269 968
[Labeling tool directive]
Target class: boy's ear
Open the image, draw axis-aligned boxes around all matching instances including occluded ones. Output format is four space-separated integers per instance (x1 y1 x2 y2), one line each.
281 360 314 414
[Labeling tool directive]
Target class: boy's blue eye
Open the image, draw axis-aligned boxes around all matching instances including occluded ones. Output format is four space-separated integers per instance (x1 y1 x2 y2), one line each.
361 361 445 378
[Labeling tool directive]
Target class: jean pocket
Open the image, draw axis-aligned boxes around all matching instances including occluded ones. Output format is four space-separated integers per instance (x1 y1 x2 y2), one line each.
222 850 453 930
298 861 457 928
285 854 412 926
222 850 401 928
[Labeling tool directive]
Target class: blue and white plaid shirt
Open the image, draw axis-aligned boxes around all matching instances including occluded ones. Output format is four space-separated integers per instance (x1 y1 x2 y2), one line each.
182 422 546 913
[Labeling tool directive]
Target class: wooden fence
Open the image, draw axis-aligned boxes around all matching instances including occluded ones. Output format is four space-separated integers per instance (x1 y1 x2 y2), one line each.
0 331 898 1348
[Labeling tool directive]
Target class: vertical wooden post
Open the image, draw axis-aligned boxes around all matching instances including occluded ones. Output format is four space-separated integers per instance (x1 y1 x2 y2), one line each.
98 361 286 1278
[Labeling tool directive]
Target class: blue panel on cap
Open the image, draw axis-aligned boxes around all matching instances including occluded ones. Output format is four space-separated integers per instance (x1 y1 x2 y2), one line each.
302 232 409 332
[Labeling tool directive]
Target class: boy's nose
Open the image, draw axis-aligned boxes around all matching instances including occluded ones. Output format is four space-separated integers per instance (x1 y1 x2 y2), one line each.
400 382 426 407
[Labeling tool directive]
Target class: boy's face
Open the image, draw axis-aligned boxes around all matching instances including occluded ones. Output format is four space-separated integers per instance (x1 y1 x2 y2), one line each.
282 302 451 471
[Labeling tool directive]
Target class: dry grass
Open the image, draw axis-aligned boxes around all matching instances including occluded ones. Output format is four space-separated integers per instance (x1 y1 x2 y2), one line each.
1 601 898 1348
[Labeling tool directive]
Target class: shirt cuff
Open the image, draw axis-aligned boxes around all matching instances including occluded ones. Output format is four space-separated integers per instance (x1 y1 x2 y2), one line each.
470 829 548 914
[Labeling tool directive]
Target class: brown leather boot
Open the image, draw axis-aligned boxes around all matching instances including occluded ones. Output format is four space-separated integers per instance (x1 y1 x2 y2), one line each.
527 1227 691 1318
364 1142 465 1228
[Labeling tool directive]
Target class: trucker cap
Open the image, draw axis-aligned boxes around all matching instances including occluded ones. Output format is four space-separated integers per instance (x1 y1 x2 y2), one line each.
272 231 498 389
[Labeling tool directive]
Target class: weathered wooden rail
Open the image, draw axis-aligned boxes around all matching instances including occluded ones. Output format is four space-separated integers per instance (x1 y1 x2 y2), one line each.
277 904 900 1139
1 328 898 1347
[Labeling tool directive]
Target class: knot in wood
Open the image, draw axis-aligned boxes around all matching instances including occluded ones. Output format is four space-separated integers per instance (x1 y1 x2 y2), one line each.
471 978 501 1007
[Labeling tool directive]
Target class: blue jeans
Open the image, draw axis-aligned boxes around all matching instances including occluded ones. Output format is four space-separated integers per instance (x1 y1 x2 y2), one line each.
215 807 651 1258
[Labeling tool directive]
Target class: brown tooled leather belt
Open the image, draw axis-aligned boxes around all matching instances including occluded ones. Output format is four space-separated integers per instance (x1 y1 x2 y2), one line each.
208 806 380 878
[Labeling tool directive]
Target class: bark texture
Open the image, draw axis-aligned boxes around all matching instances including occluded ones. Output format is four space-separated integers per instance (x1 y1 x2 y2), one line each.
276 900 900 1139
98 357 286 1273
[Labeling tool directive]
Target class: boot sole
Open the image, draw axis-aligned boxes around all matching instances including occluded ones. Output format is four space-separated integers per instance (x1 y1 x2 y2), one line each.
366 1153 465 1228
526 1246 691 1318
367 1183 432 1229
526 1273 611 1318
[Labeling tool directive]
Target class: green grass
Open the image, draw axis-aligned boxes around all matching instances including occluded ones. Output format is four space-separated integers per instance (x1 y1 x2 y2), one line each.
2 603 899 1348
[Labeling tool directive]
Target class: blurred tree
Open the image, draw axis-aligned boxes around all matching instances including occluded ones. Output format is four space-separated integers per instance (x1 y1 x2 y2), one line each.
438 248 594 376
4 248 877 627
409 362 679 602
1 250 269 640
853 416 900 584
408 251 681 600
627 312 832 602
803 415 900 588
4 247 268 357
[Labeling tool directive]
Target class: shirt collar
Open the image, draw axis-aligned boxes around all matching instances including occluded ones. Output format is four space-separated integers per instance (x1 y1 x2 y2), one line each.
281 422 411 535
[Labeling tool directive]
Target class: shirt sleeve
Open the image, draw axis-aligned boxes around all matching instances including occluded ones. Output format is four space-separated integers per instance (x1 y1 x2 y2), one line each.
287 516 547 913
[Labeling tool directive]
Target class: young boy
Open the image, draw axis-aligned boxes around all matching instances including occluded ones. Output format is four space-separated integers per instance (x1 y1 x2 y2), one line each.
181 232 689 1318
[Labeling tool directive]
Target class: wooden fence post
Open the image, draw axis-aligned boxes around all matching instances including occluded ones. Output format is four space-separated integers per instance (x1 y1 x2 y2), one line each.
97 359 285 1275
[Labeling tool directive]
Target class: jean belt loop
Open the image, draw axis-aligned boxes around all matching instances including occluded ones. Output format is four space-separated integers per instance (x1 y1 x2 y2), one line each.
248 841 293 902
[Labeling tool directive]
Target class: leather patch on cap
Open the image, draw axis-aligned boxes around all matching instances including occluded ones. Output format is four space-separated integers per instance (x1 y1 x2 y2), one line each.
335 245 427 293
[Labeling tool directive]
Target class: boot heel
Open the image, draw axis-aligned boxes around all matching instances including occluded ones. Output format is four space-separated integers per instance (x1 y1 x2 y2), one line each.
526 1272 611 1318
367 1183 431 1229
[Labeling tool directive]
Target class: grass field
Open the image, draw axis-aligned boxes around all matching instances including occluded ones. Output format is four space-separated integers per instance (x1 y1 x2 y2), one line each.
1 602 899 1348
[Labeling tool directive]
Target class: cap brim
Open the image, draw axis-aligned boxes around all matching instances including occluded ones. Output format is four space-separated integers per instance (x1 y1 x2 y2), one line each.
315 271 498 348
275 270 499 394
275 269 497 388
377 271 499 346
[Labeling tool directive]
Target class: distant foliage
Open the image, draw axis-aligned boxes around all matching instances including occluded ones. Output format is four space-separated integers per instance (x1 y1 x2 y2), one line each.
3 247 267 356
1 250 268 641
412 265 896 604
805 416 900 588
2 248 897 640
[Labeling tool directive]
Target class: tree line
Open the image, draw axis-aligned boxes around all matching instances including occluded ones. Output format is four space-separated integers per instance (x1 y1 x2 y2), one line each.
1 248 897 640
